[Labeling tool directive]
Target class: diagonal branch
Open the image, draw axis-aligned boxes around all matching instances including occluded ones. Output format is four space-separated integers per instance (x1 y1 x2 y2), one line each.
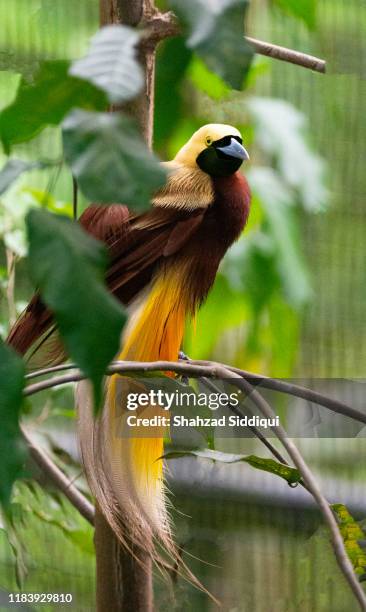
20 424 94 525
246 36 326 73
198 374 290 466
211 365 366 611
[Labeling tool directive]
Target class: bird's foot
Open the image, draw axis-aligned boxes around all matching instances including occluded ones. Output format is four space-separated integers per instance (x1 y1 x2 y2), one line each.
178 351 190 384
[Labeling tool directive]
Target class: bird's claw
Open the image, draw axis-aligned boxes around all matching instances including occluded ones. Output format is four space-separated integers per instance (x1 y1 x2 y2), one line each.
178 351 190 384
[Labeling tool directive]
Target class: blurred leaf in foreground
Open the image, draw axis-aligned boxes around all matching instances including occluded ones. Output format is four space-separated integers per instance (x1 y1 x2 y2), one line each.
0 159 59 198
26 209 126 408
248 97 328 212
154 36 192 149
170 0 253 89
163 448 301 485
0 61 107 153
70 25 144 104
0 340 26 508
0 160 39 196
248 167 312 308
272 0 316 30
62 110 166 208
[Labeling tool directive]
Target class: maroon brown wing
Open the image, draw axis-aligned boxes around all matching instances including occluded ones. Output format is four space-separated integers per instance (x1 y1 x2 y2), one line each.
106 206 205 303
7 204 205 363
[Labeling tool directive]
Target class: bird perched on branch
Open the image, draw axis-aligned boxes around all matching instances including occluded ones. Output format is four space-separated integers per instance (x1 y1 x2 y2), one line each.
7 124 250 573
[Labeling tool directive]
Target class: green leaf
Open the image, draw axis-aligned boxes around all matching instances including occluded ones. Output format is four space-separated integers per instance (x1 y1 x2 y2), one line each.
0 340 27 507
2 480 95 596
0 159 58 196
0 60 107 153
4 505 28 588
170 0 254 89
248 167 312 307
188 56 231 100
163 448 301 485
154 36 193 149
0 160 38 196
62 110 166 209
26 209 126 408
272 0 316 30
12 482 95 556
70 25 144 104
331 504 366 579
248 97 328 212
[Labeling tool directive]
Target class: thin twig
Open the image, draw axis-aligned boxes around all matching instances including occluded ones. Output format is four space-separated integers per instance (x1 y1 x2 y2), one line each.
23 360 366 427
72 176 78 220
210 365 366 611
20 424 94 525
199 375 289 466
246 36 326 73
5 249 17 327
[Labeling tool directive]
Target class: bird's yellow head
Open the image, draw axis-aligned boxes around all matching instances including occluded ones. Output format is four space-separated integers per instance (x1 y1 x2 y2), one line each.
174 124 249 177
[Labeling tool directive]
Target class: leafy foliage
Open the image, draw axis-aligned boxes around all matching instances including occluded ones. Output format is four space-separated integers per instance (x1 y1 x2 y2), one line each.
11 482 94 555
26 209 126 407
170 0 253 88
247 97 328 212
272 0 317 30
69 25 144 104
0 159 40 196
0 341 26 507
248 167 311 307
1 481 94 602
62 110 166 207
0 61 107 153
154 37 193 149
163 448 301 485
0 185 73 264
332 504 366 580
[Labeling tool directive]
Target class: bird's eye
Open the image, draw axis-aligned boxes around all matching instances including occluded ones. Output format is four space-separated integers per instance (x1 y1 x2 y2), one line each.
205 136 213 146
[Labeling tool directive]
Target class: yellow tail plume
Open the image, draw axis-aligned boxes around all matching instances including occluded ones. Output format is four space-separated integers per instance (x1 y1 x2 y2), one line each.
77 263 189 555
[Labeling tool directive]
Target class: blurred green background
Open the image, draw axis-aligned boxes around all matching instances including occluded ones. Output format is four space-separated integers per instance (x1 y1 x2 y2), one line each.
0 0 365 610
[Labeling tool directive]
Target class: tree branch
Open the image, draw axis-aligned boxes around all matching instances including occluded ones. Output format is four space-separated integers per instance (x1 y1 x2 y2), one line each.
198 374 290 467
140 10 326 74
20 424 94 525
21 359 366 608
246 36 326 74
98 2 155 610
214 368 366 611
24 360 366 427
189 359 366 426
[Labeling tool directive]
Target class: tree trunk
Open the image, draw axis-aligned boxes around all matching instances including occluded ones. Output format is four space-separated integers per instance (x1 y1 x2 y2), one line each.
95 1 156 610
100 0 156 147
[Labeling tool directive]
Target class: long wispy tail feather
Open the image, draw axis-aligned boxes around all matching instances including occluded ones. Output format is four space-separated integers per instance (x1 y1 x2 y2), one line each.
76 265 195 568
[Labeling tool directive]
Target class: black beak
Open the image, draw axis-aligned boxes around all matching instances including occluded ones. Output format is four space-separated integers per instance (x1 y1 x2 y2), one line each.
216 137 249 161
